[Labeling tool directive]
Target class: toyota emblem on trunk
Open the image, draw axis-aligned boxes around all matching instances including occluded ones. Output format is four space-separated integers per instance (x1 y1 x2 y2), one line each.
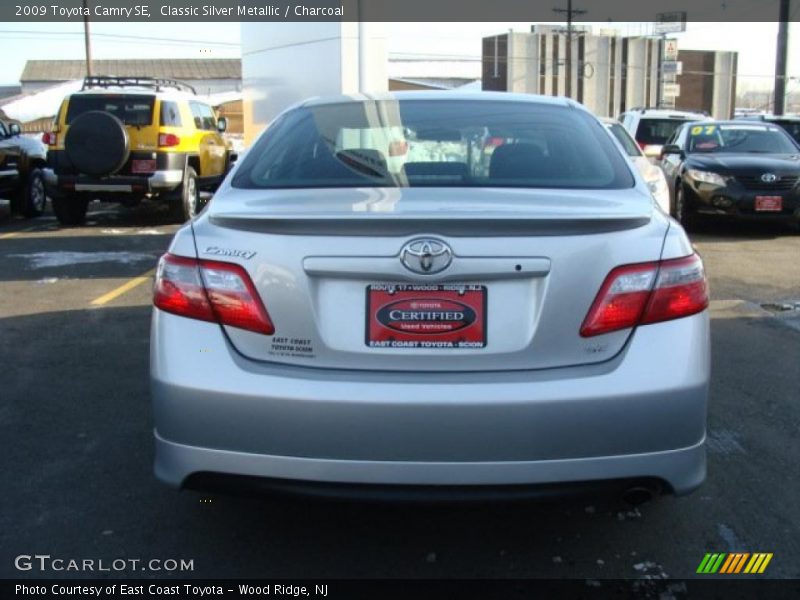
400 238 453 274
761 173 779 183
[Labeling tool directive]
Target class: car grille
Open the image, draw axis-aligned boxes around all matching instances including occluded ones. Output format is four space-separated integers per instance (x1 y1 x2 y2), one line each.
736 175 799 191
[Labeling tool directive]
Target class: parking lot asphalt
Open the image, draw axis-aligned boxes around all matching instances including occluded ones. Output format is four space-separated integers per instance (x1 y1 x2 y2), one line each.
1 202 799 583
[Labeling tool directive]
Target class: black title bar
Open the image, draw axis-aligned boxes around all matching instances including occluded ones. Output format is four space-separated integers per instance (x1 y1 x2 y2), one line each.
3 0 797 22
5 579 800 600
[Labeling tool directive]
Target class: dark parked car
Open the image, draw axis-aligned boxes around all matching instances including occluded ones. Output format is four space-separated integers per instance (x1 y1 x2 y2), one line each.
660 120 800 228
0 119 48 217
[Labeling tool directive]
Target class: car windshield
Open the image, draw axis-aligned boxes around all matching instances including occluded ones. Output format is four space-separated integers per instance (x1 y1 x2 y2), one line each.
606 123 642 157
769 119 800 145
233 99 634 190
635 118 695 145
66 94 155 126
687 124 798 154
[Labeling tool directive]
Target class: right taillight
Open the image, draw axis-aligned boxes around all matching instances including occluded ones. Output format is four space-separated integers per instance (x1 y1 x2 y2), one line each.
580 254 708 337
158 133 180 147
153 254 275 335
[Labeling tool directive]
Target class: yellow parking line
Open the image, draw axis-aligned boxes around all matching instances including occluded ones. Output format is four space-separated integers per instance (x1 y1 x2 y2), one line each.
0 225 42 240
90 268 155 306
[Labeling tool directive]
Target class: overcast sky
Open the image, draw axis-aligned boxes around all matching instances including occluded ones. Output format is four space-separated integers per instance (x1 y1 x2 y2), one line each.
0 21 797 92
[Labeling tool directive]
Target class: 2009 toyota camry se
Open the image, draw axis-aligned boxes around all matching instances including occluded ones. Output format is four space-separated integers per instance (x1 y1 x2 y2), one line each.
150 92 710 502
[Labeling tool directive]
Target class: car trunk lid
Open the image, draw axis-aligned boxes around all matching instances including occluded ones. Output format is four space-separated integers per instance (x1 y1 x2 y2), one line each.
191 187 667 372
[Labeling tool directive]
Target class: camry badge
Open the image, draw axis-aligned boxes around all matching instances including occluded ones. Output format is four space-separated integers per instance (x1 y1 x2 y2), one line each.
760 173 779 183
400 238 453 275
204 246 257 260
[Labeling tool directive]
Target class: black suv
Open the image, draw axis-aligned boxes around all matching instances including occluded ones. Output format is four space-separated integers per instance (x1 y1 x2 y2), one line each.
0 119 48 217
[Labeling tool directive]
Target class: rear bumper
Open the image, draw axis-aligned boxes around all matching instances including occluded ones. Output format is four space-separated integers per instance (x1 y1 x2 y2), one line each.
158 435 705 497
43 168 183 193
151 310 710 496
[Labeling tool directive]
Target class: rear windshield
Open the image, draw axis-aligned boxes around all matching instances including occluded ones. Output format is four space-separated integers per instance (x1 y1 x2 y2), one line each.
607 123 642 157
66 94 155 126
233 100 634 190
635 118 695 145
687 124 799 154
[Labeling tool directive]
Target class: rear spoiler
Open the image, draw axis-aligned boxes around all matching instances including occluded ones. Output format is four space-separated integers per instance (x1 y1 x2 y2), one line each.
208 213 651 237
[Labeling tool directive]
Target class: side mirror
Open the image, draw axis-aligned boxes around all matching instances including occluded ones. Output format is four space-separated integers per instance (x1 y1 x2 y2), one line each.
216 117 227 133
660 144 682 159
8 122 21 136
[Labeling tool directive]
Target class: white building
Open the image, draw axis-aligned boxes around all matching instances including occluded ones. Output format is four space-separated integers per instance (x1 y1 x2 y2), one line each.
482 26 737 119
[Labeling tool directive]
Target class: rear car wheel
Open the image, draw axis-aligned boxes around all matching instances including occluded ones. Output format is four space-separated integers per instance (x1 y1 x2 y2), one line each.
170 167 199 222
52 195 89 226
21 169 47 218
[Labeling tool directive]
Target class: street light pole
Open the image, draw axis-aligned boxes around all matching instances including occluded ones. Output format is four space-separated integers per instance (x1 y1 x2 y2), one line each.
83 0 92 77
553 0 586 99
773 0 790 115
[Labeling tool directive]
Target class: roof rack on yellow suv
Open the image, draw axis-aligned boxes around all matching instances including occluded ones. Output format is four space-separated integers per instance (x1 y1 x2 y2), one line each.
81 76 197 95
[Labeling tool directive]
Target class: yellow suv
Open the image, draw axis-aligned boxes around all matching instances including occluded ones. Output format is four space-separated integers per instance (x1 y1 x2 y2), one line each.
43 77 235 224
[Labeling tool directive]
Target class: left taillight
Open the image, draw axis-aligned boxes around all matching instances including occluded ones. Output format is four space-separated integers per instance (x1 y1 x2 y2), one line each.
580 254 709 337
153 254 275 335
42 132 57 146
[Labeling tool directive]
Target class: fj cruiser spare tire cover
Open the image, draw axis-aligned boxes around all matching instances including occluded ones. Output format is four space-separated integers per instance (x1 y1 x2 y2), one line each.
64 110 130 177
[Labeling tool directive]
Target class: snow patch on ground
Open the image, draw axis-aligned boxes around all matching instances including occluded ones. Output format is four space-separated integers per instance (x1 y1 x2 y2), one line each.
617 507 643 521
11 251 155 269
717 523 747 552
707 429 746 455
100 228 165 236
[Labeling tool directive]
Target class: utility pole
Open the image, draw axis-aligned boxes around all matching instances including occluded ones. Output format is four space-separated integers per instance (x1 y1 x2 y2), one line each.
82 0 92 77
553 0 586 98
773 0 790 115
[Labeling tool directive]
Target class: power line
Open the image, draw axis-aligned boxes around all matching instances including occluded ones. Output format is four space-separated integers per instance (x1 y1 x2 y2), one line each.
0 30 239 47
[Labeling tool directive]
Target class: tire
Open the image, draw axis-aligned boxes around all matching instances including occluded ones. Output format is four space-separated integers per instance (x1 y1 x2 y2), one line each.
21 168 47 218
64 111 130 177
169 167 199 222
673 183 698 231
52 195 89 226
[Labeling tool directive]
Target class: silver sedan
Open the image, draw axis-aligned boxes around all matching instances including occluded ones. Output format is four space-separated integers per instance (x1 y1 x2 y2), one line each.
151 92 710 502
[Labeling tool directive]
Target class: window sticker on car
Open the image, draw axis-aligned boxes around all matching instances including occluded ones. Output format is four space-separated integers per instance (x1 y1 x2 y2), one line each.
690 125 717 136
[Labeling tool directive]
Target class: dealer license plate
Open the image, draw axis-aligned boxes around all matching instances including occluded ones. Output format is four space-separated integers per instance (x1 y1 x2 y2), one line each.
755 196 782 212
131 159 156 174
366 284 486 349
